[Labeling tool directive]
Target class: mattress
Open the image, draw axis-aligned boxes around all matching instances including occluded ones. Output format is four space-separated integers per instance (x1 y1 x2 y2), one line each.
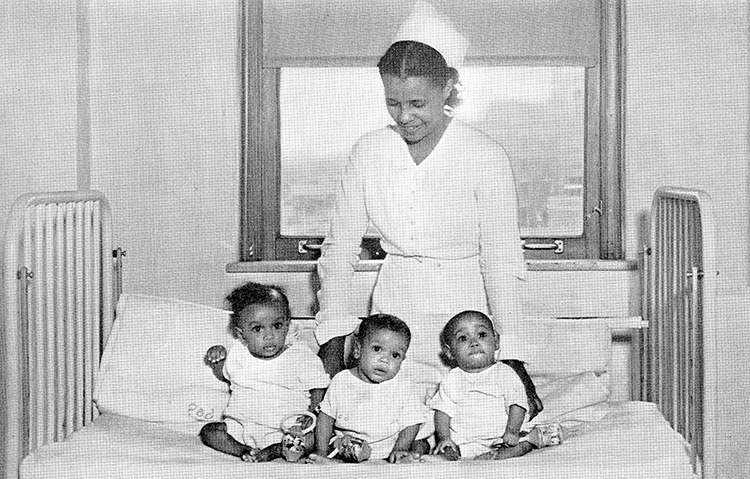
21 401 697 479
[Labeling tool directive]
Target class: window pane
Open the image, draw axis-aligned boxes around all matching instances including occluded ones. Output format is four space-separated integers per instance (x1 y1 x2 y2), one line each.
280 67 584 238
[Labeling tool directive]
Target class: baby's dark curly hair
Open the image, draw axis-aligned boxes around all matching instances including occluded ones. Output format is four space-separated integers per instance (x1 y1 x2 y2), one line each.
225 282 290 337
357 313 411 347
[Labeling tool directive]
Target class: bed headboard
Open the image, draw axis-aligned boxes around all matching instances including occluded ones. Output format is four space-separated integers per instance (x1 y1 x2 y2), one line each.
642 186 719 479
0 191 121 479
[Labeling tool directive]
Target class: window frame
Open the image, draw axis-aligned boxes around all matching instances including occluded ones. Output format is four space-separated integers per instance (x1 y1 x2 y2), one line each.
239 0 624 262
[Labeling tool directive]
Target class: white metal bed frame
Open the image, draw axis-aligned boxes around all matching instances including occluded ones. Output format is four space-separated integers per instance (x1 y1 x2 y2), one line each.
0 191 120 479
1 188 718 478
641 186 718 479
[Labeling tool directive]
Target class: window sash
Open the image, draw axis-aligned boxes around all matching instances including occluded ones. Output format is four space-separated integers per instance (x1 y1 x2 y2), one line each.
263 0 600 67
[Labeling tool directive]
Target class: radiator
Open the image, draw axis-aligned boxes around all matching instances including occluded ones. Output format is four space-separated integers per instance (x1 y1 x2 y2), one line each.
1 191 119 479
642 186 719 479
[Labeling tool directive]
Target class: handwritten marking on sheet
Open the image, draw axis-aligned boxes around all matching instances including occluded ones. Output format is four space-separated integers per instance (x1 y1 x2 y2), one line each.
188 403 215 421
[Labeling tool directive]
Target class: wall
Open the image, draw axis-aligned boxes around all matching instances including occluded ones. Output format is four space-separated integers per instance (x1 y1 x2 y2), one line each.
626 2 750 477
625 1 750 288
716 290 750 479
88 0 240 304
0 1 79 242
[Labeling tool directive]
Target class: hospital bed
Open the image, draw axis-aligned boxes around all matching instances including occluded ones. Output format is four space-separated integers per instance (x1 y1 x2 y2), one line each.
0 188 714 478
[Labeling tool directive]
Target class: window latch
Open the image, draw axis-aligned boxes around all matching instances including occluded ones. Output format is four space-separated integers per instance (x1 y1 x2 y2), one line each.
298 240 323 254
521 239 564 254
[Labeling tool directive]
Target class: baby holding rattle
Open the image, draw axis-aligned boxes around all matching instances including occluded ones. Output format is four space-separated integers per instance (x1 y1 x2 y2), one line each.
430 310 564 460
199 282 330 462
306 314 430 464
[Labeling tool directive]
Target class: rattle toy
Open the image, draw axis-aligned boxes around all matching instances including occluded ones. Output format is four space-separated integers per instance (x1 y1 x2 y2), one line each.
489 423 569 453
280 412 317 462
327 434 372 463
526 423 568 448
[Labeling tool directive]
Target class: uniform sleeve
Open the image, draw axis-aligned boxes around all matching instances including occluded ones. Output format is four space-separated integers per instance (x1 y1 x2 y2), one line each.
315 140 371 345
295 344 331 390
475 141 527 331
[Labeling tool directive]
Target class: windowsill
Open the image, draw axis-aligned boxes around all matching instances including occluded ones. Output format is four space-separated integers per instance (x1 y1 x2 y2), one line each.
226 259 638 274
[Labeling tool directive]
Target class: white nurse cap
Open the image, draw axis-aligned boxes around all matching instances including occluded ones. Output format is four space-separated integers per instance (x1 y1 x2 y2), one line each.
392 1 469 69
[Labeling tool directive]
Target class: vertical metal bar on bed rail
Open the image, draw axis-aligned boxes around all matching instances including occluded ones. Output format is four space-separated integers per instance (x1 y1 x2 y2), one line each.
637 244 649 402
661 199 671 416
64 202 76 438
54 204 66 442
17 266 32 469
689 265 701 474
677 202 687 436
84 201 93 425
44 204 56 446
34 205 46 449
87 200 99 423
75 200 85 431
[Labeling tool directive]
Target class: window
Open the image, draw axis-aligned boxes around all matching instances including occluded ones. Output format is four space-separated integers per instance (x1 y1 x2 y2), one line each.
241 0 624 262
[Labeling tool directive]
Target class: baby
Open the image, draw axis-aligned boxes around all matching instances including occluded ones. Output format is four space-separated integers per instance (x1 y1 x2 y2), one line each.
429 310 534 461
199 282 330 462
306 314 430 464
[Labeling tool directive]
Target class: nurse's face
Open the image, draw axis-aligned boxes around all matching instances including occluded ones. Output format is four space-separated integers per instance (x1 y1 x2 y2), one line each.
381 74 452 145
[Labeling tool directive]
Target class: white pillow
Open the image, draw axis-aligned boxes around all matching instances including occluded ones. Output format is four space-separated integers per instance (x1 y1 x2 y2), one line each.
95 294 233 434
526 371 611 428
500 318 612 378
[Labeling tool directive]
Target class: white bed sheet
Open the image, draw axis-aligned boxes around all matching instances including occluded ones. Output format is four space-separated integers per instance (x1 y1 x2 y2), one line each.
21 401 696 479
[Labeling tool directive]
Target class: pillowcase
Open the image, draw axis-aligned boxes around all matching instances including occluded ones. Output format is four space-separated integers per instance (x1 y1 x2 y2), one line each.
497 318 613 428
95 294 233 434
526 371 611 428
499 318 612 378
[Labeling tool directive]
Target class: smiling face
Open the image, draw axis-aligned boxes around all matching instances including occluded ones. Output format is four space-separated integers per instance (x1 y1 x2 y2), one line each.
445 313 500 373
234 302 290 360
381 74 452 146
353 329 409 384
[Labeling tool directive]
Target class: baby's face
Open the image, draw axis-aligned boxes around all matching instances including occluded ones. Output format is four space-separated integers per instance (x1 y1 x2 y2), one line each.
354 329 409 384
235 303 290 359
447 315 499 373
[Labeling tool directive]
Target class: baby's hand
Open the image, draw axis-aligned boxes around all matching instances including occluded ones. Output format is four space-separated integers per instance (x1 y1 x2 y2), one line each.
205 345 227 365
240 447 260 462
527 392 544 420
495 430 520 448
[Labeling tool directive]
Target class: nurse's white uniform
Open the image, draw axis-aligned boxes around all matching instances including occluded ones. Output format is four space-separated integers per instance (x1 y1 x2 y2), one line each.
316 119 527 395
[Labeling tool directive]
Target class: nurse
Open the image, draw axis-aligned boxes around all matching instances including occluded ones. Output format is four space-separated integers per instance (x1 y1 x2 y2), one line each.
314 2 541 419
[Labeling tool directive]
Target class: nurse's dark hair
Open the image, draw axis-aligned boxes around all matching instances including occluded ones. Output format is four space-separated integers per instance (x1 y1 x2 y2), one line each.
357 313 412 346
377 40 461 108
224 282 291 337
440 310 496 349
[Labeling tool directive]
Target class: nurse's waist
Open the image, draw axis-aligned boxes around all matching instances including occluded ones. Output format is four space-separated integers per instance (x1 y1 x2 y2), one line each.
383 250 479 264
